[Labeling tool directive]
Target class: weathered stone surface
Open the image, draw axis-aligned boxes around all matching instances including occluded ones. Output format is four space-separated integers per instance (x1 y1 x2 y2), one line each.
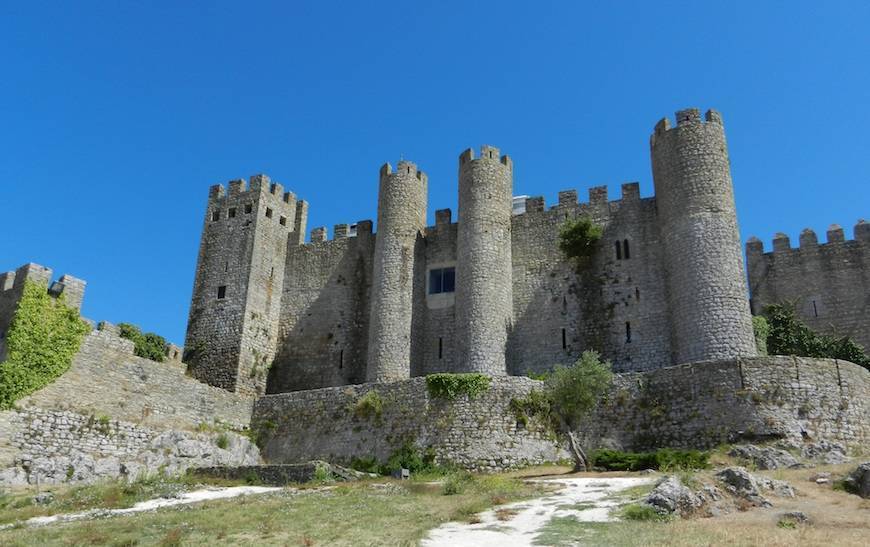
729 444 801 470
801 440 851 465
646 476 704 515
715 466 795 507
842 462 870 498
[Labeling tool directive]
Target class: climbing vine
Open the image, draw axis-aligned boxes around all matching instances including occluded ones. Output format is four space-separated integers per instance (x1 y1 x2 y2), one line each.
425 373 491 400
0 280 90 409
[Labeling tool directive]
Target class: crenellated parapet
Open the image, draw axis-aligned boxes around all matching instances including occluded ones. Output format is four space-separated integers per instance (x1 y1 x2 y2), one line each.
513 181 650 221
206 174 303 233
746 220 869 256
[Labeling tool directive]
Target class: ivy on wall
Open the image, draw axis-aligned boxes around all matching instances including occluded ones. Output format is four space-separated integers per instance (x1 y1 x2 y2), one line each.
425 373 491 400
0 280 90 409
764 304 869 370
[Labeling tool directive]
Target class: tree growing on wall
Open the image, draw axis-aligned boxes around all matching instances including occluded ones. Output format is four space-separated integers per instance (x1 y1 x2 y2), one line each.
764 303 869 370
558 216 603 266
118 322 168 362
543 350 613 471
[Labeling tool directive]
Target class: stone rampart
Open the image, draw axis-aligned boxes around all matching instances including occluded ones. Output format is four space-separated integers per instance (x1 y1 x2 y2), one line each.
15 329 253 432
253 376 567 472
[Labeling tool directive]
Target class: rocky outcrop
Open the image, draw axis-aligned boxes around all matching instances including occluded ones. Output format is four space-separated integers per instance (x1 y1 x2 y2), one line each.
801 441 851 465
715 466 795 507
728 445 801 470
842 462 870 498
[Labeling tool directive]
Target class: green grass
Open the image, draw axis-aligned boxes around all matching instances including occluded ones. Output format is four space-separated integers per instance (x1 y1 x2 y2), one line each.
0 474 546 546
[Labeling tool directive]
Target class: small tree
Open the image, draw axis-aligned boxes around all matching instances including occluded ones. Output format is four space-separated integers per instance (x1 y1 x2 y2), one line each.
558 216 603 265
544 351 613 471
118 322 168 362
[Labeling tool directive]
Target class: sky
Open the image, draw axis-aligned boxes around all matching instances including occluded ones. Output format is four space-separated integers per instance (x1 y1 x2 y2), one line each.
1 1 868 345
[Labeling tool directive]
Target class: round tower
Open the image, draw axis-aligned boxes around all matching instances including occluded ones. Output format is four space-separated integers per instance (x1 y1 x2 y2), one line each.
650 108 757 364
455 145 513 375
366 160 427 382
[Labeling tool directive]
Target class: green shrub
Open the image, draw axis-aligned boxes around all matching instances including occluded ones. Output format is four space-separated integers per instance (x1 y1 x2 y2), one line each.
312 462 333 484
764 304 869 370
509 389 552 428
621 503 670 522
352 390 384 420
426 373 491 400
118 323 167 363
215 433 229 450
0 280 91 409
442 471 474 495
752 315 769 356
558 216 603 264
591 448 709 472
349 456 381 474
545 351 612 429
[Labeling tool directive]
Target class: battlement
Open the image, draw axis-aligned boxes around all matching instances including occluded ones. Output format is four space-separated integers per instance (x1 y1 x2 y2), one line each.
458 145 513 170
380 161 427 183
517 182 647 214
0 263 86 310
747 220 869 255
208 174 301 207
651 107 724 141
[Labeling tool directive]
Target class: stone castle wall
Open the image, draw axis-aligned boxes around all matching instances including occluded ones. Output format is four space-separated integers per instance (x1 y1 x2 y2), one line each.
15 329 252 432
579 356 870 451
747 223 870 351
254 376 567 472
253 357 869 472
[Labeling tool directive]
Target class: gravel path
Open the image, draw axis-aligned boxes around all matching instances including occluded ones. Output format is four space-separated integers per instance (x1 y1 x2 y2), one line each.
422 476 654 547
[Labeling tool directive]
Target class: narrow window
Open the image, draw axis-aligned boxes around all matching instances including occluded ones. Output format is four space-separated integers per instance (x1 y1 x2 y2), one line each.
635 287 640 301
279 216 287 226
625 322 632 343
339 349 344 369
244 203 252 214
615 241 622 260
212 210 221 222
438 337 443 359
224 262 229 272
561 328 567 350
228 207 237 219
270 267 274 279
217 285 227 299
623 239 630 259
265 208 273 219
812 300 818 317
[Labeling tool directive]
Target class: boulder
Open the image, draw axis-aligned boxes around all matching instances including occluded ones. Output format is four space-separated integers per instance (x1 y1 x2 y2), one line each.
842 462 870 498
729 445 801 470
646 476 704 516
715 467 771 507
801 441 850 465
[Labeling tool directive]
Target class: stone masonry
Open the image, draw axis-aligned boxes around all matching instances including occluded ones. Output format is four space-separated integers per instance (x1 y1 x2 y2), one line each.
747 222 870 351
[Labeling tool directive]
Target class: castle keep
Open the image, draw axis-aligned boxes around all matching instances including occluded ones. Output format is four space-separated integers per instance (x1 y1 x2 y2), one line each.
183 107 777 396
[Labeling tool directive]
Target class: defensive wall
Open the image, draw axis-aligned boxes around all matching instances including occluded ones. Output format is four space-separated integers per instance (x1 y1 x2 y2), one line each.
747 221 870 351
253 356 870 471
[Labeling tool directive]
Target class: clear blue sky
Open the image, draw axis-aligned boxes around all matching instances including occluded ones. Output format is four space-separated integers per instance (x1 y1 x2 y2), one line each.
2 1 868 345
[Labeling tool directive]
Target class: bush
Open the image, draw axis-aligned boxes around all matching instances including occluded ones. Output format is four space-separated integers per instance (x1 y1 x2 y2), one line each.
426 373 491 400
0 280 91 409
118 323 167 363
764 304 870 370
509 389 552 428
558 216 603 264
349 456 381 474
215 433 229 450
591 448 709 472
312 462 333 483
353 443 444 476
442 472 474 495
352 390 383 420
752 315 769 356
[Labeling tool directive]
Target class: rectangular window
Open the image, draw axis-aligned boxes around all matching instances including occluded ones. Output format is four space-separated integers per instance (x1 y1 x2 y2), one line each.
561 328 567 350
625 322 632 343
428 267 456 295
212 210 221 222
217 285 227 299
279 216 287 226
228 208 237 219
265 208 273 219
438 337 443 359
244 203 252 214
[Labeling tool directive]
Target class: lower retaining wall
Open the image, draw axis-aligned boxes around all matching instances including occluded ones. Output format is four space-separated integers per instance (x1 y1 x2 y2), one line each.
254 357 870 471
253 376 567 472
580 356 870 451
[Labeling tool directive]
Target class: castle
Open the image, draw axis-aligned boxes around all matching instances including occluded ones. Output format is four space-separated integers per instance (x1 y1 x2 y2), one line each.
180 107 868 397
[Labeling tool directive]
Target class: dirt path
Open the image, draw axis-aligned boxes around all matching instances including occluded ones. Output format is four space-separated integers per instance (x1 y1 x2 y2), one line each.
422 476 653 547
0 486 281 530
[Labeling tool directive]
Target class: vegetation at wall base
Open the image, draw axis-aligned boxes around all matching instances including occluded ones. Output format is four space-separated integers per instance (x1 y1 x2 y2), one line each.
763 304 870 370
425 373 491 400
0 280 90 410
590 448 710 472
117 323 168 363
751 315 769 356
